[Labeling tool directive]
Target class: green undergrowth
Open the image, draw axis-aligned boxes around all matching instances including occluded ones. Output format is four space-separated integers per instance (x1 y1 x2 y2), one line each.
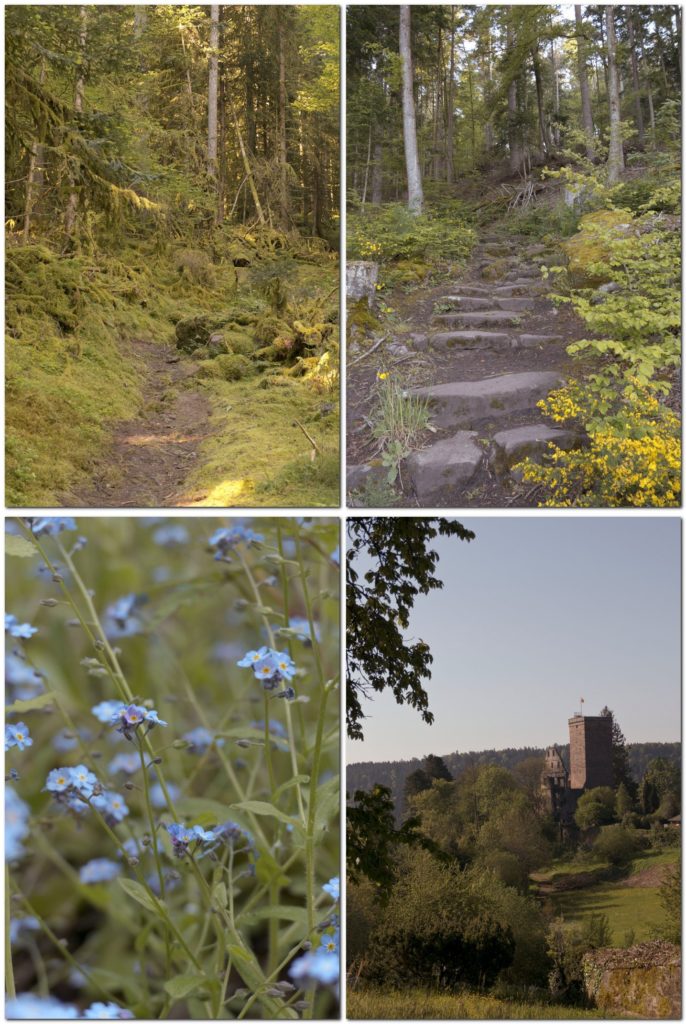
347 987 606 1019
6 235 339 506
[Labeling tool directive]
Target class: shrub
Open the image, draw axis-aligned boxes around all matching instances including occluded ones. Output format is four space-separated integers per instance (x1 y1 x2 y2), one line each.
347 202 475 265
592 825 640 866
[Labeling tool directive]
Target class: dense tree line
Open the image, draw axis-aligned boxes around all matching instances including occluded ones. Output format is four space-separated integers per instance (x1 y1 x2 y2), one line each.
347 4 681 205
7 5 339 248
347 741 681 819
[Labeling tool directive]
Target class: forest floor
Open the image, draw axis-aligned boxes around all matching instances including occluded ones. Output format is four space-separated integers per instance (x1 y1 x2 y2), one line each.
347 220 588 507
64 339 209 507
6 240 339 508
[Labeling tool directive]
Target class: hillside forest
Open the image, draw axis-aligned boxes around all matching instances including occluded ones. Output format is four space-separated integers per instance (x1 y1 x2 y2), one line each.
6 5 340 508
347 727 681 1019
347 5 681 508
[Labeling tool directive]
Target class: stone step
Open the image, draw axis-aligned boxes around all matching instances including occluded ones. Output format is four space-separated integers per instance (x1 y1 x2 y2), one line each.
495 296 534 312
434 310 523 328
437 296 492 311
505 267 541 281
450 284 491 297
411 371 562 429
431 330 513 351
491 425 579 476
438 295 534 313
407 431 483 502
493 283 540 297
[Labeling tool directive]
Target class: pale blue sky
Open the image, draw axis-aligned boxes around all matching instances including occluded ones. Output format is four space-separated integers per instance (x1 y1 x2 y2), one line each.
348 517 681 764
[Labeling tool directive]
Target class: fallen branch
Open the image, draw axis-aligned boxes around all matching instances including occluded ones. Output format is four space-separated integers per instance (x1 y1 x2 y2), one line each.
293 418 321 458
348 334 388 367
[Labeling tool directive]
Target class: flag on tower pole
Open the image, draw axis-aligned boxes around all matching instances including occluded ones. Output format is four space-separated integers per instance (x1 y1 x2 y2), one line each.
580 697 585 716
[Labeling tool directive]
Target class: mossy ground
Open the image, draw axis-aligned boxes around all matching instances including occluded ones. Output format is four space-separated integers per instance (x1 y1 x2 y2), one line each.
6 237 339 506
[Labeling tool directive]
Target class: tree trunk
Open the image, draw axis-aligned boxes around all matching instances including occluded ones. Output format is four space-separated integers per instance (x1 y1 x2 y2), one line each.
399 5 423 214
507 15 524 174
23 59 47 243
361 123 372 205
278 11 290 228
574 5 595 160
445 5 456 182
531 44 552 157
64 5 87 240
227 91 265 224
605 6 624 184
371 139 383 205
207 5 219 187
550 36 560 147
628 11 645 146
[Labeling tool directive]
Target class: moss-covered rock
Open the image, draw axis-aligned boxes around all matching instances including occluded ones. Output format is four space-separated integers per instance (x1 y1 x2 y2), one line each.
197 353 254 381
253 314 293 347
583 941 680 1019
562 209 634 286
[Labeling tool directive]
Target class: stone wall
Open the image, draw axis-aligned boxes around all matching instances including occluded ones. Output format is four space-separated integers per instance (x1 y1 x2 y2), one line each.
583 941 681 1019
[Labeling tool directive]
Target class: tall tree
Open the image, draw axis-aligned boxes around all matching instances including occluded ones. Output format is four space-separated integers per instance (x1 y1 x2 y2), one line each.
64 5 87 240
207 5 220 219
399 5 423 214
605 5 625 183
574 5 595 159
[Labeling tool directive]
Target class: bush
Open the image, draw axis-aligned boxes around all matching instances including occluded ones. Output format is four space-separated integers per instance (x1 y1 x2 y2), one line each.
592 825 640 865
347 202 475 265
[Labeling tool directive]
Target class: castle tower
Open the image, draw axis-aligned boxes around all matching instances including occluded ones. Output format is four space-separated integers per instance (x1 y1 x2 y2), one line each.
568 713 613 790
540 745 569 816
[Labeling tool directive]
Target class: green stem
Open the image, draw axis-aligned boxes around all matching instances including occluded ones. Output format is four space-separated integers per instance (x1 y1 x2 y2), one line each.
6 866 16 999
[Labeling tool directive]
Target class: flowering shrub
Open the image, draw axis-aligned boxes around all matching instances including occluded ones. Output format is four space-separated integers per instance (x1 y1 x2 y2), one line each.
515 380 681 507
5 517 340 1019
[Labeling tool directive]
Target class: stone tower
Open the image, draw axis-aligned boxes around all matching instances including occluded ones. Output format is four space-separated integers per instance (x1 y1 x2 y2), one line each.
541 745 569 816
568 713 613 790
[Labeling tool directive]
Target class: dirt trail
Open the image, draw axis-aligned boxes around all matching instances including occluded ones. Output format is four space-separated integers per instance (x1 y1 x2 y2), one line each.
347 225 586 507
64 339 212 508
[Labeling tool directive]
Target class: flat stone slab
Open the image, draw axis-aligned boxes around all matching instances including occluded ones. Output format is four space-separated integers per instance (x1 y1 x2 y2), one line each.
436 310 521 328
407 431 483 502
411 371 562 429
437 296 492 311
505 266 541 280
491 424 578 475
515 333 563 348
431 330 512 351
494 296 534 312
449 284 490 297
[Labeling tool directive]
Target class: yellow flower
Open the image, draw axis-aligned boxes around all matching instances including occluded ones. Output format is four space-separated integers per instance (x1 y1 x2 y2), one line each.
377 371 389 381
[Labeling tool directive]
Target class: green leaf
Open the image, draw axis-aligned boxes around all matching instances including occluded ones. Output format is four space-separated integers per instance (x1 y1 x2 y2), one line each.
118 877 163 915
314 775 340 832
273 774 310 801
233 800 302 831
238 904 309 928
6 534 37 558
212 882 227 910
6 691 58 715
164 974 208 1000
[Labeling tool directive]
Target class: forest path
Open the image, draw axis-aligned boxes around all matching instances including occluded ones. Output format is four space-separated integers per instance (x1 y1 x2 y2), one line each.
347 226 585 507
64 339 212 508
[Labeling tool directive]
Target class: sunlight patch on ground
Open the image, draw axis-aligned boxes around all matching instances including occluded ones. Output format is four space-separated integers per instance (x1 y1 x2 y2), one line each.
180 477 254 506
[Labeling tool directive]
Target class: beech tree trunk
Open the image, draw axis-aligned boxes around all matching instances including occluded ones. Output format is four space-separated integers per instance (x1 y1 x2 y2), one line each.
445 6 456 182
605 6 625 184
64 6 87 239
399 5 423 214
575 5 595 160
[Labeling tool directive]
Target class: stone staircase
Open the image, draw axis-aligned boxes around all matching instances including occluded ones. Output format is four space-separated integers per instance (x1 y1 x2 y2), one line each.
399 234 578 505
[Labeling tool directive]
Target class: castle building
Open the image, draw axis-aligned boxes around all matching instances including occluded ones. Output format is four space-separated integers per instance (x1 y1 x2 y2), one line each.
541 711 614 822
